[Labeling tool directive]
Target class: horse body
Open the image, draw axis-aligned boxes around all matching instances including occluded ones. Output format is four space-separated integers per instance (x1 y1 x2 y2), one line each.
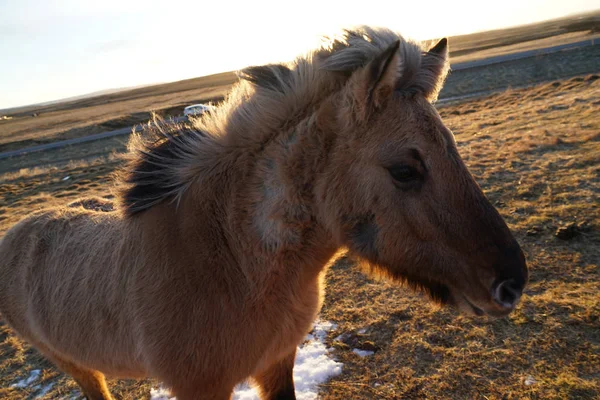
0 26 528 400
0 211 140 373
0 151 334 397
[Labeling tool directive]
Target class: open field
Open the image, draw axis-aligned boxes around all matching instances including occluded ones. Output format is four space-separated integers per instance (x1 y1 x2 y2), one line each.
1 10 598 155
0 73 598 399
447 10 600 62
0 73 234 153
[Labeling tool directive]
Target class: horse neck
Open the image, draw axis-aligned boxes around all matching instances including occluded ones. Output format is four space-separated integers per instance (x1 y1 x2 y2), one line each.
187 107 340 284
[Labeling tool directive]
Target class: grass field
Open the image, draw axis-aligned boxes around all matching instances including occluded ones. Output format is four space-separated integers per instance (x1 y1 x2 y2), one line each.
0 73 598 399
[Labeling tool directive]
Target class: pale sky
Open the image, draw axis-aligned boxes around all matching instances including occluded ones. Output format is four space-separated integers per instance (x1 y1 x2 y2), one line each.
0 0 598 109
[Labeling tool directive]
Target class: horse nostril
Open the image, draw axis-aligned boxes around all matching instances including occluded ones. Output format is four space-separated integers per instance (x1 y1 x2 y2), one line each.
492 279 522 309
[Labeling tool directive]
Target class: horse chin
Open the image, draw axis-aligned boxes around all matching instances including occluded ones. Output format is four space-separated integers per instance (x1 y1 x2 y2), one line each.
395 275 452 307
449 290 486 317
355 259 495 315
447 288 512 319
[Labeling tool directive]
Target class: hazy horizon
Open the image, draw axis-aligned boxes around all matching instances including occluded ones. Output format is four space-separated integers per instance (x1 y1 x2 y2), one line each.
1 0 598 110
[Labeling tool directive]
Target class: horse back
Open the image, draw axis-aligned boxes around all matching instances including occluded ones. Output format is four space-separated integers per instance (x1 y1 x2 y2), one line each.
0 208 142 373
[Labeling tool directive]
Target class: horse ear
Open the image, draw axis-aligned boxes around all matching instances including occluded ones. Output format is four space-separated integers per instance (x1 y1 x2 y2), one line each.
420 38 449 102
367 40 400 107
429 38 448 55
349 40 400 118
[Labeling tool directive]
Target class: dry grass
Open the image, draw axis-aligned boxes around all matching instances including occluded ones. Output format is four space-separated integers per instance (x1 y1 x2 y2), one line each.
0 77 233 153
0 75 599 399
0 153 121 184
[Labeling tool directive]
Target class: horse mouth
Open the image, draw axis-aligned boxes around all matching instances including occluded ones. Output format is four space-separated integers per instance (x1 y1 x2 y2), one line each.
453 291 513 318
461 294 486 317
401 276 512 318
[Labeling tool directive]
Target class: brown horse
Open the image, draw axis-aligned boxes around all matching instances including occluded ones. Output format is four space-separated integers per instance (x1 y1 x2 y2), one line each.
0 27 527 400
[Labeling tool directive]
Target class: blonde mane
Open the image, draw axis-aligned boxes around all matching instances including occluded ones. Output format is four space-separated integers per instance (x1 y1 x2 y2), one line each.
118 26 449 215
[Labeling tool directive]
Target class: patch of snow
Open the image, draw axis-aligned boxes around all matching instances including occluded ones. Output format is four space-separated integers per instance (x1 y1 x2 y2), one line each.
304 320 337 343
62 176 70 181
11 369 41 388
33 382 54 398
150 320 342 400
524 376 537 386
150 386 175 400
352 349 375 357
357 328 368 334
232 382 257 400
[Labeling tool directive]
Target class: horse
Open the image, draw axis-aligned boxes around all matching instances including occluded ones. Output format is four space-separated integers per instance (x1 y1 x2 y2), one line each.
0 26 528 400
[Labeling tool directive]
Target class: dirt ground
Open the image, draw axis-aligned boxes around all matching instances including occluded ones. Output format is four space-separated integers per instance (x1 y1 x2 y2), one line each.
0 74 598 399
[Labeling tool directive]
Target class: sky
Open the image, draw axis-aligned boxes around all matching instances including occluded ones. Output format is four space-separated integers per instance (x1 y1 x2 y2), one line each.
0 0 598 109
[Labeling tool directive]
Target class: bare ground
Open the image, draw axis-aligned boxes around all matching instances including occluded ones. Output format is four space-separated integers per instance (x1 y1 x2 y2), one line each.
0 75 599 399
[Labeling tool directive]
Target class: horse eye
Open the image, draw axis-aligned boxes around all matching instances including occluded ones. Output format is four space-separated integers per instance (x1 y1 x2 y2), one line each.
388 165 421 183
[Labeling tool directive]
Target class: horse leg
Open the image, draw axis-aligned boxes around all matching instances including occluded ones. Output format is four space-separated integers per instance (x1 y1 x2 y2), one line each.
254 349 296 400
45 353 113 400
